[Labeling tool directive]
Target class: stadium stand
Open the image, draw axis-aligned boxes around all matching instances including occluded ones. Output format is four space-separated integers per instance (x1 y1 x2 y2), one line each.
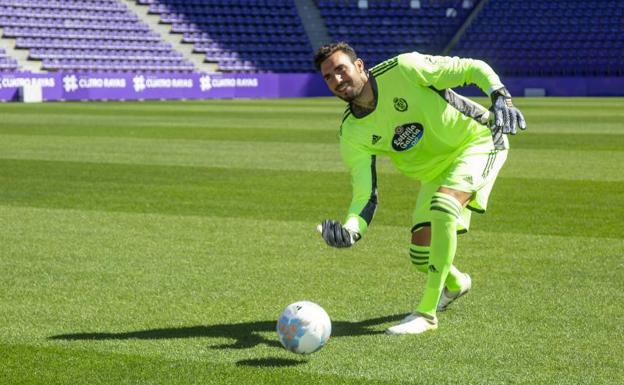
0 0 621 78
317 0 473 67
0 0 195 72
139 0 315 72
451 0 624 76
0 48 19 70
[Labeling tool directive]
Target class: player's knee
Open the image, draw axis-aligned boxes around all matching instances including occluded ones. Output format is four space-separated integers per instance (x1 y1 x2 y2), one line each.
409 244 429 273
436 187 471 206
430 192 463 221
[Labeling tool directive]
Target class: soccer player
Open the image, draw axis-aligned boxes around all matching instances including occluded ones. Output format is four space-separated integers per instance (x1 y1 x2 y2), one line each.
314 42 526 334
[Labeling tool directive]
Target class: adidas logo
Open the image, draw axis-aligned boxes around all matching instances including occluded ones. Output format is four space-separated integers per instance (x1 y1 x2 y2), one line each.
372 134 382 145
463 175 473 184
428 265 438 273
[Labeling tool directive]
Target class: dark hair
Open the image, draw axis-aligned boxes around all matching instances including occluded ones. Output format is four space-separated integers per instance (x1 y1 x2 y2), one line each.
313 42 358 71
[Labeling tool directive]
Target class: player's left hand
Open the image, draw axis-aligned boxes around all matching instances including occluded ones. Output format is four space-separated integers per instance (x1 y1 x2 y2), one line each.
489 87 527 135
319 219 360 248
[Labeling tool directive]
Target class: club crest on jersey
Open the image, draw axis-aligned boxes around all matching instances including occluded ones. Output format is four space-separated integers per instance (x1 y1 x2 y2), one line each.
392 122 424 151
393 97 408 112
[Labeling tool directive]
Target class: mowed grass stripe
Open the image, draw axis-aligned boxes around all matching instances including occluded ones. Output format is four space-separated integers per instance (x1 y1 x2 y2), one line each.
1 205 621 384
0 108 342 138
500 148 624 182
0 159 622 238
507 97 624 134
508 133 624 151
1 97 623 141
0 123 340 143
1 124 623 151
1 134 623 181
0 134 343 172
0 99 344 133
0 98 344 116
1 343 395 385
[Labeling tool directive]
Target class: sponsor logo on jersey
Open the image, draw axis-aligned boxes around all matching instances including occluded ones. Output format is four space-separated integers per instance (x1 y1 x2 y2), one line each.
371 134 382 145
392 122 424 151
393 97 408 112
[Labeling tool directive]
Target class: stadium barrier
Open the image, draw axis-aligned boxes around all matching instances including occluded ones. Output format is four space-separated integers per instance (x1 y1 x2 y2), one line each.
0 72 331 102
1 72 623 102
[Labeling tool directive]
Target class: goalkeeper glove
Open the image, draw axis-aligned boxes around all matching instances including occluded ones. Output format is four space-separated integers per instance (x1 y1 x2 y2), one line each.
489 87 527 135
320 219 360 248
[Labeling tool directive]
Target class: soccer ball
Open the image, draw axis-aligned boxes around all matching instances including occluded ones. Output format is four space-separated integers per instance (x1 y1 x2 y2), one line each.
276 301 331 354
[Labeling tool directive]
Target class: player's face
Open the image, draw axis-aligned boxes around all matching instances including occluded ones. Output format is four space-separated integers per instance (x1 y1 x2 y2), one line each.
320 51 367 102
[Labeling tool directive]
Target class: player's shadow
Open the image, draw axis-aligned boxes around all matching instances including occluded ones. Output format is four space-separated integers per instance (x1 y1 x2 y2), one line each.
49 314 406 351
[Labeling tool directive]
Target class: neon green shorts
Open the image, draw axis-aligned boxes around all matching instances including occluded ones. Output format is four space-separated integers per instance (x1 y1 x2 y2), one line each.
411 142 508 234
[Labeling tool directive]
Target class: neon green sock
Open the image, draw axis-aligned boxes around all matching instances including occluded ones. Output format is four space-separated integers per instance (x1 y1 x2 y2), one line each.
410 246 463 291
409 245 429 273
445 265 463 292
416 192 462 317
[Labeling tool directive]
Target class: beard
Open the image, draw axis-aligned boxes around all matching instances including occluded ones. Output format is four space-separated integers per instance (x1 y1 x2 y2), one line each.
334 80 365 103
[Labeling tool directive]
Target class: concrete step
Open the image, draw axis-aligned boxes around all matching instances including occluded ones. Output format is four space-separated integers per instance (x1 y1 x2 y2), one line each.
294 0 332 51
0 28 43 72
119 0 217 73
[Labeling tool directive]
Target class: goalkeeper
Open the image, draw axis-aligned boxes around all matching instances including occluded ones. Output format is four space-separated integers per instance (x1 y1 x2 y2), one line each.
313 42 526 334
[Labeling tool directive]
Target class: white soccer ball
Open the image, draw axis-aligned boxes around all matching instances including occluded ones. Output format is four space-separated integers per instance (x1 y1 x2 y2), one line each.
276 301 331 354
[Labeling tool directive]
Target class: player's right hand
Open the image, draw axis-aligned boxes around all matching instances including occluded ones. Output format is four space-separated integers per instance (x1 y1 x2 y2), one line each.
319 219 360 248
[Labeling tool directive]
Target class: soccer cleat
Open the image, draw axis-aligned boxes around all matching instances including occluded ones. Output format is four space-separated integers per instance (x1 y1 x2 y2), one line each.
385 313 438 335
437 273 472 312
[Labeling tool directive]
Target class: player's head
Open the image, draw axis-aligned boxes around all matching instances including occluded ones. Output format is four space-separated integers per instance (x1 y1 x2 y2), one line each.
314 42 367 103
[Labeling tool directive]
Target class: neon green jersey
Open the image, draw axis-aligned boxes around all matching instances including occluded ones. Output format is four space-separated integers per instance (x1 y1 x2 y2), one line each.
340 52 506 236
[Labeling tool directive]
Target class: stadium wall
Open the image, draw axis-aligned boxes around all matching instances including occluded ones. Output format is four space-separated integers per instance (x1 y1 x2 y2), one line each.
1 72 623 101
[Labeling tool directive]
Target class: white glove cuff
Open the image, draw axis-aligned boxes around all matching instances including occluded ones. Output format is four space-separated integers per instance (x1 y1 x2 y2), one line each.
343 217 361 234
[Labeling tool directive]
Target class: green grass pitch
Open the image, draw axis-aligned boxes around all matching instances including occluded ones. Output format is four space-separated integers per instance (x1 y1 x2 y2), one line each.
0 97 622 385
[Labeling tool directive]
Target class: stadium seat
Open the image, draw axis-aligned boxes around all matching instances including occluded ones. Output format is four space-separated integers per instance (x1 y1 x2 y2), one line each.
317 0 472 67
146 0 314 73
451 0 624 76
0 0 195 72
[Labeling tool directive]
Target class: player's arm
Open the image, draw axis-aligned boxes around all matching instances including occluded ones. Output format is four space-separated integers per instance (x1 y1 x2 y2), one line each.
319 137 377 248
398 52 526 134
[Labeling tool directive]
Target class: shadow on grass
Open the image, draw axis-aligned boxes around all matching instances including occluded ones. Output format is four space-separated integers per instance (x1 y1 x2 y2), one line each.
49 314 406 350
236 358 307 368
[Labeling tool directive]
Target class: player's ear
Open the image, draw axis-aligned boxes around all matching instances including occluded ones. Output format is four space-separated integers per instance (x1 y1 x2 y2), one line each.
354 58 365 73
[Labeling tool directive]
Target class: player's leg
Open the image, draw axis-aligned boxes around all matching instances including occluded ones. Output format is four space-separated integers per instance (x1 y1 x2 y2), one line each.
387 187 470 335
387 145 508 335
410 226 465 292
413 213 472 312
414 187 471 317
386 183 469 335
408 181 467 289
420 146 509 314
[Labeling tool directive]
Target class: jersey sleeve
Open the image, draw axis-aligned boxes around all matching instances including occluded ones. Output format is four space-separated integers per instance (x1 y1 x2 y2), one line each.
339 135 378 237
397 52 505 95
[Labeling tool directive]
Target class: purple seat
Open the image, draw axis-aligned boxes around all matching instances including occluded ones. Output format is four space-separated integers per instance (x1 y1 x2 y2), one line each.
0 0 195 73
145 0 313 72
452 0 624 76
